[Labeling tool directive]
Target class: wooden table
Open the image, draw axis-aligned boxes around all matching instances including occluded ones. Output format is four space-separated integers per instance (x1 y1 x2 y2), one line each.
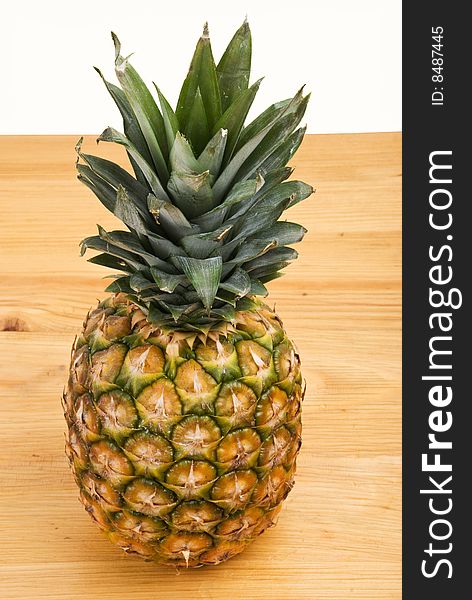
0 133 401 599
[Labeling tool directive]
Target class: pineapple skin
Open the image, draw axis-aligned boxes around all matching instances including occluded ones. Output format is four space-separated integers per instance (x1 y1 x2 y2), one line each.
64 293 303 567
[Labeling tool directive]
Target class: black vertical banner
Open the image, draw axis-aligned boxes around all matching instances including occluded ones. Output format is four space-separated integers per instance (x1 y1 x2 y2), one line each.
403 2 469 598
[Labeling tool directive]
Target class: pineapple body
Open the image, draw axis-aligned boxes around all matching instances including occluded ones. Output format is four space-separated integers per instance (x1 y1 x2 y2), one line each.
64 294 303 567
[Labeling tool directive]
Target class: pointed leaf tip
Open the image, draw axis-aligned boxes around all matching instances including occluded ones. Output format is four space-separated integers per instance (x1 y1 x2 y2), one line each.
111 32 121 59
96 126 113 144
75 137 84 155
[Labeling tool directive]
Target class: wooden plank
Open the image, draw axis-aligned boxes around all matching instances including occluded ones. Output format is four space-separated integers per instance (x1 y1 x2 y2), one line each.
0 133 401 599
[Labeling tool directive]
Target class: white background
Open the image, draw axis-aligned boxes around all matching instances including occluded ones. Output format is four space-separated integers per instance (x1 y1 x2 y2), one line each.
1 0 401 135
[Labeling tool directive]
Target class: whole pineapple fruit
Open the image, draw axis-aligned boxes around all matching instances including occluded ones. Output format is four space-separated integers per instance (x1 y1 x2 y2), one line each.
64 21 312 567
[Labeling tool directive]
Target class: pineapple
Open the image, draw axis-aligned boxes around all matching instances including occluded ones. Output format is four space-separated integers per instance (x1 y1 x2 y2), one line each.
64 20 312 567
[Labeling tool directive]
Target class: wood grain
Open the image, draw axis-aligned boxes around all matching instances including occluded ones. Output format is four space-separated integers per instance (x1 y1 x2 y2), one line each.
0 133 401 599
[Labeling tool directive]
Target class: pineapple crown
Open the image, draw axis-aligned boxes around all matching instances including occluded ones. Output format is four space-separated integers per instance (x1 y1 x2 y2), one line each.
78 21 313 332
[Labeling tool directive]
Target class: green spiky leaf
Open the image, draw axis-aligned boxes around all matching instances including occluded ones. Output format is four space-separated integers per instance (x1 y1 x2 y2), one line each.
88 253 135 273
260 126 307 174
97 127 170 201
94 67 153 184
236 99 290 152
174 256 223 312
220 267 251 298
146 194 194 240
112 33 169 182
250 222 308 246
154 85 180 151
151 268 187 293
236 92 310 181
114 186 148 235
213 78 263 166
184 88 210 156
77 165 117 213
198 128 228 178
198 24 222 129
192 178 258 231
169 132 202 174
130 273 158 292
216 20 252 112
176 31 204 130
167 169 215 219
